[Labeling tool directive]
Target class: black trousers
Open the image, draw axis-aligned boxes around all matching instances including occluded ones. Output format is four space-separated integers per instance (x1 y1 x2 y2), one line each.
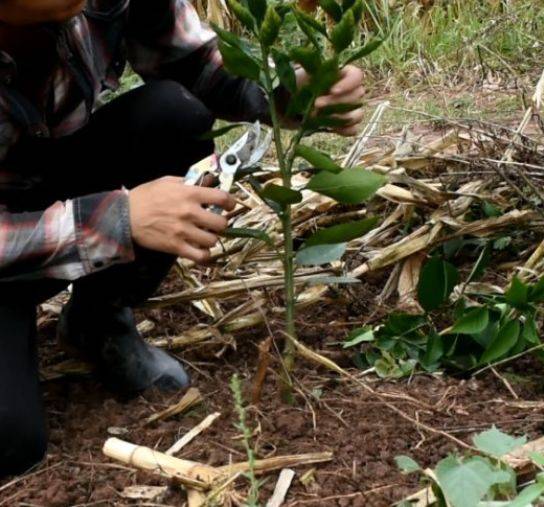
0 80 215 479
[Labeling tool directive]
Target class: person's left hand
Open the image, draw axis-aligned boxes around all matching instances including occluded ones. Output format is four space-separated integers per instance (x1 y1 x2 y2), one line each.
296 65 365 137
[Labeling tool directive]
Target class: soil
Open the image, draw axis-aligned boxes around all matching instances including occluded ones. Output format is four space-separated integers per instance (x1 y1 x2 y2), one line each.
1 271 544 507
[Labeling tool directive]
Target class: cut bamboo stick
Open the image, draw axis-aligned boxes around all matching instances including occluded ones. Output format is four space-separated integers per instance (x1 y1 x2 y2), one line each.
102 438 219 490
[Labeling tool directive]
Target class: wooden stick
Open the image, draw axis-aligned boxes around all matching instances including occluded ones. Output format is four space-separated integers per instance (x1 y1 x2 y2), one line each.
166 412 221 456
266 469 296 507
145 388 203 426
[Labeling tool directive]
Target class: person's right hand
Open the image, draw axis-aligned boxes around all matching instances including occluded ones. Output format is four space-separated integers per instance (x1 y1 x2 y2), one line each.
0 0 85 25
129 176 236 264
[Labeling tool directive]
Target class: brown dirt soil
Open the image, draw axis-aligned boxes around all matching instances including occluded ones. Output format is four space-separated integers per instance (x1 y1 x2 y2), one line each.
1 272 544 507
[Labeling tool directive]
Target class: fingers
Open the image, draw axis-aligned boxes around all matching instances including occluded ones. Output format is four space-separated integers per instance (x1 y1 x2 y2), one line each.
313 65 365 137
177 243 211 264
190 186 236 211
315 86 364 110
194 208 229 233
330 65 364 96
334 108 365 136
181 225 218 249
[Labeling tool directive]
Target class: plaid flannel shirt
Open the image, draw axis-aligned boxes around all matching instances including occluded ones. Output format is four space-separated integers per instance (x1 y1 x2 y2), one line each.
0 0 268 282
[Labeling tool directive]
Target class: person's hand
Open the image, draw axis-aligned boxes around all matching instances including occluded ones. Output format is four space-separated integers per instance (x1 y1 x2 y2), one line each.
129 176 236 264
0 0 85 25
296 65 365 137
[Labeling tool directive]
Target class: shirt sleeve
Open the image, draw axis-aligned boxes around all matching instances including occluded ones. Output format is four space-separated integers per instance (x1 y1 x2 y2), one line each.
125 0 271 122
0 190 134 282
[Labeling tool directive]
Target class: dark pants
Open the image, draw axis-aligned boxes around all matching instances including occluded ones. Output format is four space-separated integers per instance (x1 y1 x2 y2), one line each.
0 80 214 479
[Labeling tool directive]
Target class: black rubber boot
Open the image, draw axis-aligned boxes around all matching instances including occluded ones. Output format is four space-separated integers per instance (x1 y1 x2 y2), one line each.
58 299 190 394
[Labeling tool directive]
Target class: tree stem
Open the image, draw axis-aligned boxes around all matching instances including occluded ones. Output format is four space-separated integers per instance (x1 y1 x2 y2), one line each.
261 48 297 402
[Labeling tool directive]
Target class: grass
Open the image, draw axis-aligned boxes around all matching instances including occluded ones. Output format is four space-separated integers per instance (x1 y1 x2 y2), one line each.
360 0 544 88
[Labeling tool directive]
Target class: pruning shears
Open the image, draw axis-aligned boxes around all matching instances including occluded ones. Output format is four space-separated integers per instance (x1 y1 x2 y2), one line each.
185 121 272 212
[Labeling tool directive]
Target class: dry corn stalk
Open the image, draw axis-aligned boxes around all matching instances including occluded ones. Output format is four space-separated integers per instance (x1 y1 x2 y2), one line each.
166 412 221 456
145 388 203 426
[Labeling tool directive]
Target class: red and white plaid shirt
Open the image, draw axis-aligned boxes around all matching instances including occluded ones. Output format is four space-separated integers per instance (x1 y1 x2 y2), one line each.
0 0 264 282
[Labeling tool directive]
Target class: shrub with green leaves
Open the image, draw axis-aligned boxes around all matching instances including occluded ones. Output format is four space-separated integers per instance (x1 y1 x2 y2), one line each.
345 248 544 378
396 426 544 507
213 1 386 399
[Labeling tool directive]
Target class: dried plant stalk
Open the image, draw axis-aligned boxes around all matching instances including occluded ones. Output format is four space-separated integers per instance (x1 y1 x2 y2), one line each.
145 388 203 426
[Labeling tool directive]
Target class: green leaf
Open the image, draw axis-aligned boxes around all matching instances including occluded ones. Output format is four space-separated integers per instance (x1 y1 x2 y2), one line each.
473 426 527 458
421 332 444 368
435 455 511 507
417 257 459 312
212 23 250 51
295 145 342 173
505 276 530 309
450 308 489 335
529 276 544 302
286 85 314 117
341 0 355 10
522 316 540 345
247 0 267 24
530 452 544 468
319 0 343 21
494 236 512 250
271 49 297 95
305 217 378 247
260 184 303 207
218 41 260 81
331 9 355 52
224 228 273 246
226 0 255 31
343 38 384 65
483 200 502 218
307 167 386 204
199 123 244 140
471 318 499 348
395 455 421 474
293 8 328 36
296 243 347 266
260 6 282 46
343 327 374 348
349 0 364 23
309 57 340 96
466 243 492 284
480 320 520 364
507 481 544 507
290 46 322 75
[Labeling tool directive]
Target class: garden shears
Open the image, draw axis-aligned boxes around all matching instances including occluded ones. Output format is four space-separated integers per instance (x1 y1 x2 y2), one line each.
185 121 272 212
